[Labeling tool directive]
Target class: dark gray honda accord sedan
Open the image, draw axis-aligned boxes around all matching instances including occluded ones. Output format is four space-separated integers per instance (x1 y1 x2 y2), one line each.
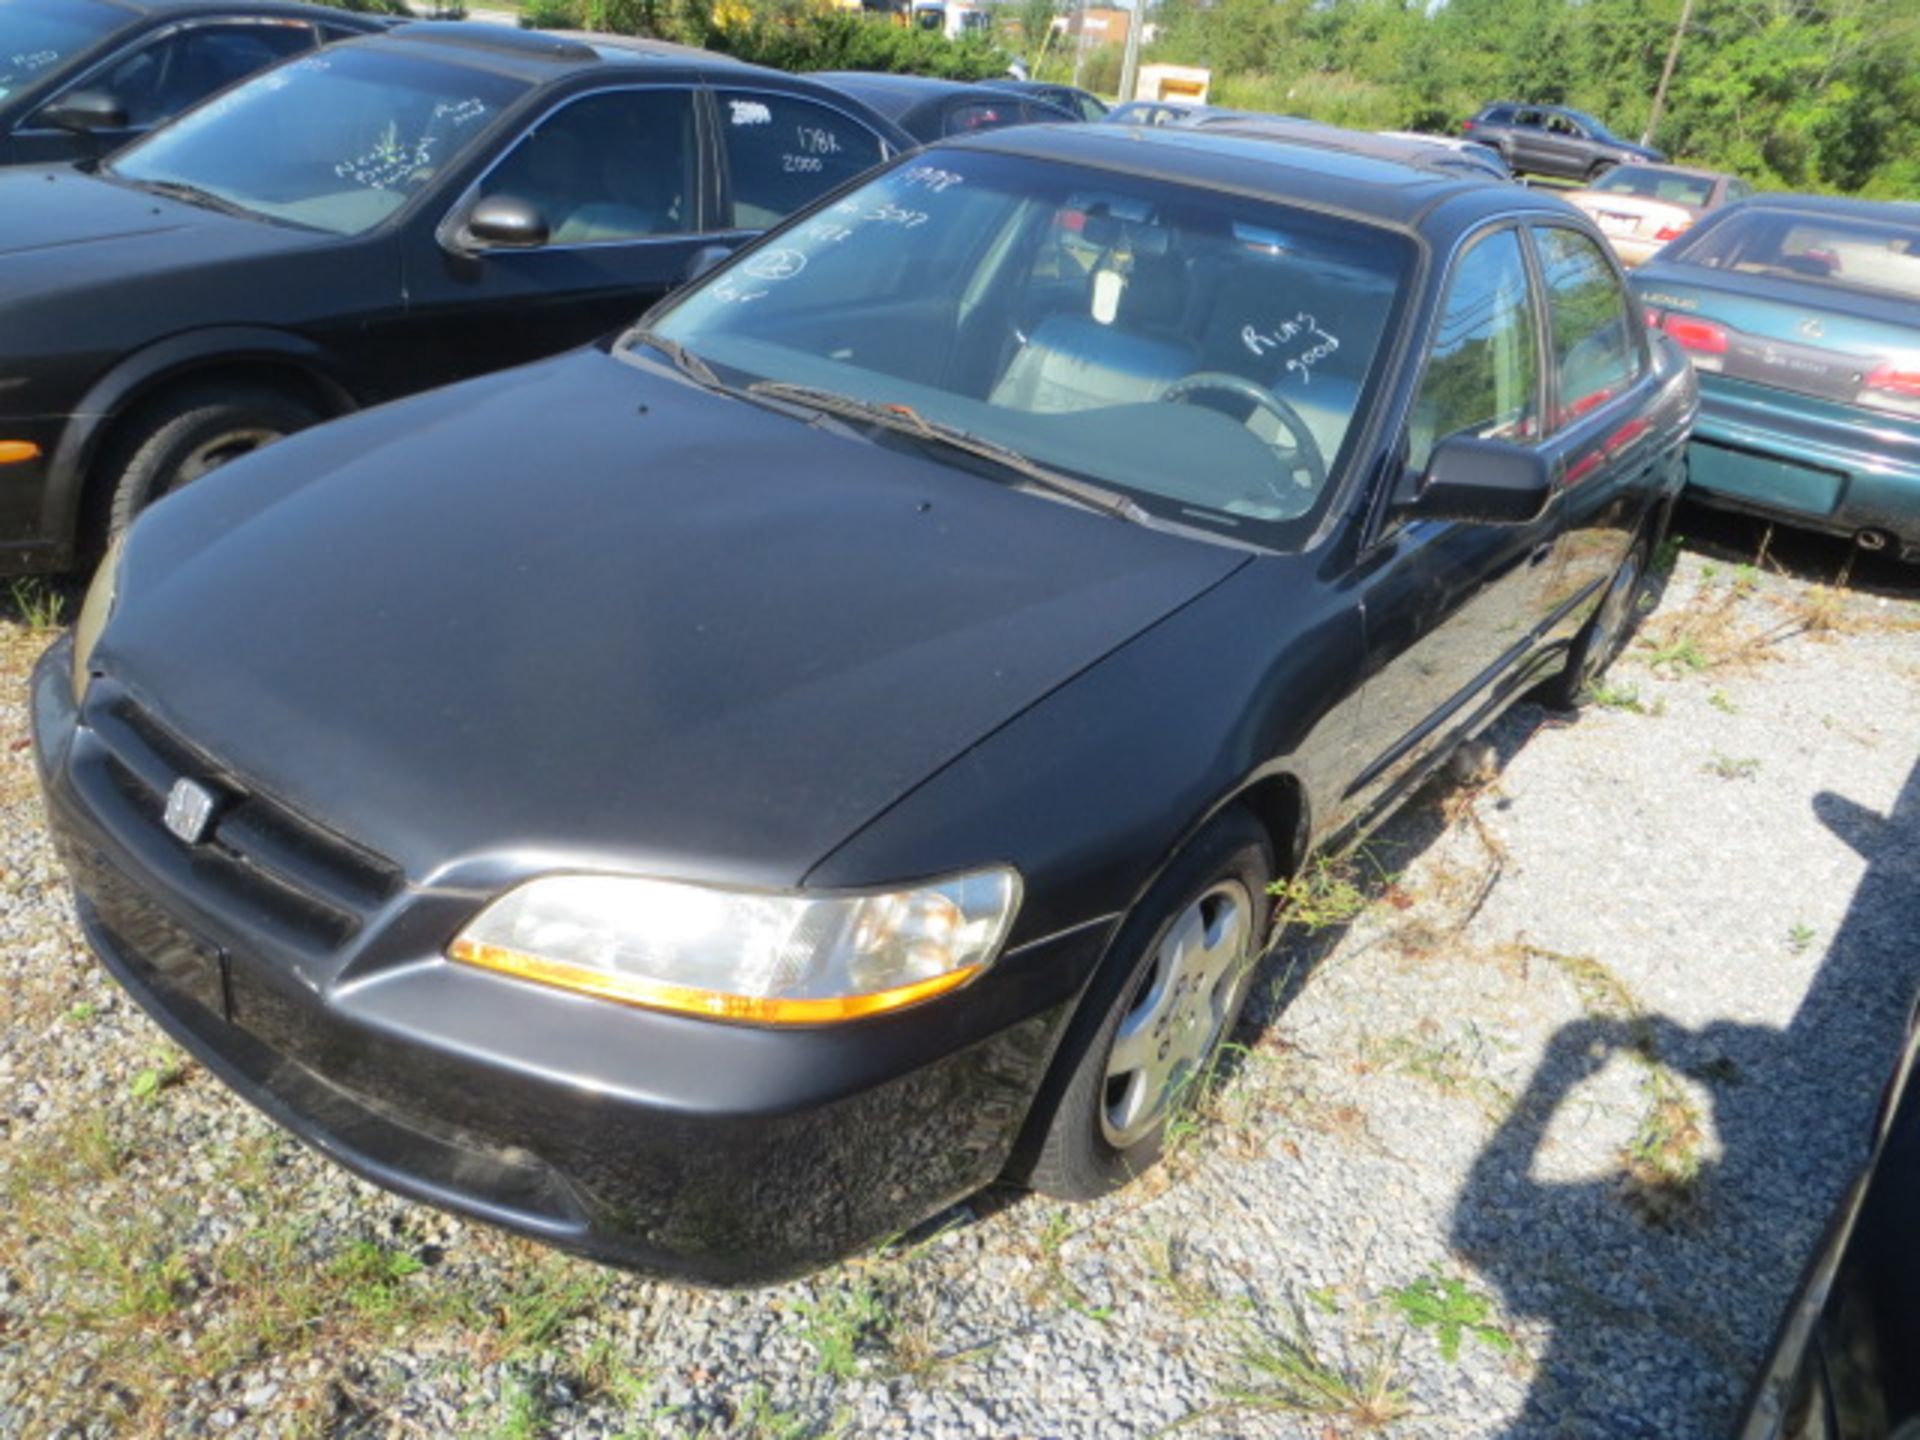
33 123 1695 1282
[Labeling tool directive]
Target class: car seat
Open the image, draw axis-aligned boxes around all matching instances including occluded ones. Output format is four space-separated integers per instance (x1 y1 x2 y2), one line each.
990 250 1196 414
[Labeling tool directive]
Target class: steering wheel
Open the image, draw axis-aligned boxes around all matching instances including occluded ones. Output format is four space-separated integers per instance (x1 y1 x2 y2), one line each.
1159 371 1328 499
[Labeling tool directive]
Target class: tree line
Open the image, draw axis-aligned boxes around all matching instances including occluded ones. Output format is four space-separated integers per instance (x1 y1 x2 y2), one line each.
1142 0 1920 195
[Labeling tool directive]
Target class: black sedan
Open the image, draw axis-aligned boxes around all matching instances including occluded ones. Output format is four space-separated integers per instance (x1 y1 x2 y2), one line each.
811 71 1078 144
33 126 1694 1283
0 0 386 168
0 22 909 573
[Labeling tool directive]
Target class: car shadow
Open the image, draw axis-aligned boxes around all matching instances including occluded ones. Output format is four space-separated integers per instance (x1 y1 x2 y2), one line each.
1450 754 1920 1436
1672 499 1920 599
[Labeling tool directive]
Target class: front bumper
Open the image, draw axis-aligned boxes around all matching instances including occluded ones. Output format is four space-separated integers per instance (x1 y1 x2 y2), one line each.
32 639 1102 1283
1689 376 1920 553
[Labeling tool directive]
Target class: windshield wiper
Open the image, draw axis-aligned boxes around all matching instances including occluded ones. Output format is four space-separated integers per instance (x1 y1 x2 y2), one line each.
125 178 260 221
625 328 726 392
745 381 1151 525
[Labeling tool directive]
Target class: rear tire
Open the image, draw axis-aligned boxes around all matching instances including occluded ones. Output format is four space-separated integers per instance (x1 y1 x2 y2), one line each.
1023 810 1273 1199
104 384 320 541
1586 159 1617 184
1542 540 1647 709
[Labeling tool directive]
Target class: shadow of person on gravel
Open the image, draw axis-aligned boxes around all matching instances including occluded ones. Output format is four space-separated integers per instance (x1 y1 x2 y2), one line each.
1451 756 1920 1438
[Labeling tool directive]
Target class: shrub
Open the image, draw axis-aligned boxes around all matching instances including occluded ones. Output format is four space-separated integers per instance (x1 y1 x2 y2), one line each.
518 0 1009 81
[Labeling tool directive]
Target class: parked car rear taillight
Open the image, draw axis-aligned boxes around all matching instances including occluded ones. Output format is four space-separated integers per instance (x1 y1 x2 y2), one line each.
1656 312 1730 366
1863 362 1920 399
1653 223 1688 242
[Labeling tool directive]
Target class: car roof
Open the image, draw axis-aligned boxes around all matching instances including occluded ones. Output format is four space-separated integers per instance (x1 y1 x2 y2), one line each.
98 0 385 17
813 71 1005 100
1716 192 1920 224
1602 161 1729 181
349 22 801 83
944 122 1551 233
1198 118 1510 181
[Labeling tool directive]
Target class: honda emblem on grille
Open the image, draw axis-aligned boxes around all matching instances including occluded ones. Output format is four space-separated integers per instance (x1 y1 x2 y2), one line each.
163 778 217 845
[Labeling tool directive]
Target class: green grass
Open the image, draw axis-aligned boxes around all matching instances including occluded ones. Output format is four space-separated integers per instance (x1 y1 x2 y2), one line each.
1387 1273 1514 1363
1221 1297 1409 1427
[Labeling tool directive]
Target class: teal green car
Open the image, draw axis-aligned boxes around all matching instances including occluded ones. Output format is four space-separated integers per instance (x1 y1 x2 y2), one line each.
1633 194 1920 561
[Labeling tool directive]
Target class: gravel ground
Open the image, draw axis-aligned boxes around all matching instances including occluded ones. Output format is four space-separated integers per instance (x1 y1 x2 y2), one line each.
2 533 1918 1440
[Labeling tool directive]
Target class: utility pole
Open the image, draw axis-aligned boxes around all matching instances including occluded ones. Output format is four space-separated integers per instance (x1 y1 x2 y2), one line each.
1118 0 1145 103
1642 0 1695 148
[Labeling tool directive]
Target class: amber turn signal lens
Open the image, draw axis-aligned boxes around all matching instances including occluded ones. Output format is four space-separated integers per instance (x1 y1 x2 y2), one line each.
0 441 42 466
448 938 983 1024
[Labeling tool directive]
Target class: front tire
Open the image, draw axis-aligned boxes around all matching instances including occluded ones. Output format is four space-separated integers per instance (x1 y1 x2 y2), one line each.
105 384 321 541
1025 810 1273 1199
1543 540 1647 709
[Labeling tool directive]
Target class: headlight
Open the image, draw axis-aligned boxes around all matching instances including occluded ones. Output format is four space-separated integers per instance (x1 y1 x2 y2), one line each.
448 867 1022 1024
71 533 125 706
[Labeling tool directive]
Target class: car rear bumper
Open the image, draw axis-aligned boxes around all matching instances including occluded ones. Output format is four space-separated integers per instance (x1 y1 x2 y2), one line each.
32 638 1100 1283
1689 376 1920 553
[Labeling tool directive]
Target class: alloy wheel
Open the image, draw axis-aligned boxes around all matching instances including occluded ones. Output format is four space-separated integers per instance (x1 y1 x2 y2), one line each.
1101 879 1254 1147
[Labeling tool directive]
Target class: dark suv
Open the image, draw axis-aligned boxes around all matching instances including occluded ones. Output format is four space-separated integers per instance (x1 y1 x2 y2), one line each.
1464 102 1664 181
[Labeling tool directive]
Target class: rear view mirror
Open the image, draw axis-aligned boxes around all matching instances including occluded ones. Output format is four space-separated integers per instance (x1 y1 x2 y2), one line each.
464 195 550 250
39 90 130 135
683 244 734 285
1398 433 1554 525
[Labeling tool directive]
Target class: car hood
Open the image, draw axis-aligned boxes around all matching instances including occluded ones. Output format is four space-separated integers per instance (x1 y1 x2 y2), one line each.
0 167 317 304
99 348 1248 889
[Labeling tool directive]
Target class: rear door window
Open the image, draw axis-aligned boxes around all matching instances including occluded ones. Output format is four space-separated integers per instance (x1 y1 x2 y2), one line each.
1532 225 1643 425
1407 227 1541 472
717 90 888 229
478 88 698 244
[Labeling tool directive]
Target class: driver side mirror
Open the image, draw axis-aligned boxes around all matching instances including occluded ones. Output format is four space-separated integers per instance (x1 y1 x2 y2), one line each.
1396 433 1554 525
38 89 130 135
462 195 550 251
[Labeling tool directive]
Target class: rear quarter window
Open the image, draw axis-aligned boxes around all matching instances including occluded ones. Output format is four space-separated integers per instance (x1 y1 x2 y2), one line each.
719 90 888 230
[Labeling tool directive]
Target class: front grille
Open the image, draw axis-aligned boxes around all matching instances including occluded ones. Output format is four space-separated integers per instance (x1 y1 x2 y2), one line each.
85 682 403 950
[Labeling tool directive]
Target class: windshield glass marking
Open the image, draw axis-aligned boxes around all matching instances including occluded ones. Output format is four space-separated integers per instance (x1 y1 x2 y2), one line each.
107 48 521 236
647 148 1412 549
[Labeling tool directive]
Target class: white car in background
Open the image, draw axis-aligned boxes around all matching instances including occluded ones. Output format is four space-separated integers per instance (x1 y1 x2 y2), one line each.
1566 163 1752 266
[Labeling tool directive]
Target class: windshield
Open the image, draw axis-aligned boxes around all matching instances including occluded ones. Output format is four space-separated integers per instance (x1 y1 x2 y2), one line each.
647 149 1412 548
108 46 526 235
1594 166 1712 207
1676 206 1920 302
0 0 120 101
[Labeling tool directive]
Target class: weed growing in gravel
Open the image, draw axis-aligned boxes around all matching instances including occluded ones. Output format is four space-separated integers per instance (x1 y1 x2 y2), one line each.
1585 678 1652 713
8 576 66 632
1651 532 1685 575
1622 1068 1707 1227
794 1276 890 1379
1639 634 1710 674
1522 945 1709 1226
491 1369 546 1440
1387 1273 1515 1363
126 1043 190 1103
1271 852 1384 932
1702 753 1761 780
1708 689 1738 714
1787 923 1817 954
1362 1026 1517 1125
726 1384 847 1439
1218 1295 1409 1428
